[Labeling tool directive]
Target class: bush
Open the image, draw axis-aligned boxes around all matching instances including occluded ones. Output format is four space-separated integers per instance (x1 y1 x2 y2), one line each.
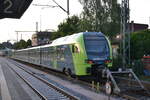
131 29 150 60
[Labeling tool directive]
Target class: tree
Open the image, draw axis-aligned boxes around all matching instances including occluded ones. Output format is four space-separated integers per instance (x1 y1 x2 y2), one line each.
130 29 150 60
26 39 32 47
0 43 5 49
78 14 93 32
2 42 13 49
52 15 82 39
79 0 121 38
13 39 29 49
0 42 13 50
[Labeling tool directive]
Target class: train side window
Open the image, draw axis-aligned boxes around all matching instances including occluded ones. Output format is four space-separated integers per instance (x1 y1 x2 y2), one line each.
72 45 79 53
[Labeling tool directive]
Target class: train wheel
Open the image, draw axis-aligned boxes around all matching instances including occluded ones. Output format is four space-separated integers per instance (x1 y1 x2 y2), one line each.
105 81 113 95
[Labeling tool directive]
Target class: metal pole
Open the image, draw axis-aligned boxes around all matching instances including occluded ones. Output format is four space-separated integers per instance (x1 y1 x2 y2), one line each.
67 0 69 16
149 17 150 28
127 0 130 67
52 0 69 16
121 0 130 69
16 32 18 42
40 14 42 31
36 22 38 32
21 34 22 40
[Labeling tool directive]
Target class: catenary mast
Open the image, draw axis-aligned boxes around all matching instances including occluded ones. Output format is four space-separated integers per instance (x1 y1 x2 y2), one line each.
121 0 130 69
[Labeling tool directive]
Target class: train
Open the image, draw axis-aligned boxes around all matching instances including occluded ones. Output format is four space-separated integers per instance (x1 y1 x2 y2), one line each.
0 49 11 56
12 32 112 77
10 32 148 96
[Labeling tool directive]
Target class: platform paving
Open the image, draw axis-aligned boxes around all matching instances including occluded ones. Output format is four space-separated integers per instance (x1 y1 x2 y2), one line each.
0 57 41 100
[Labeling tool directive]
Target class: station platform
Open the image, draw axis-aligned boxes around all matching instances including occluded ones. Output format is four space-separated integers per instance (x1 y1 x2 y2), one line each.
0 57 41 100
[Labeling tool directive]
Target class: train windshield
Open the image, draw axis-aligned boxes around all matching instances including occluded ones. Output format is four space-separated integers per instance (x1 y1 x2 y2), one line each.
84 36 109 61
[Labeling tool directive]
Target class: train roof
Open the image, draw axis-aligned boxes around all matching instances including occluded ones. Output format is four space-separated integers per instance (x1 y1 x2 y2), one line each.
16 46 41 51
51 32 82 46
15 32 104 51
51 32 104 46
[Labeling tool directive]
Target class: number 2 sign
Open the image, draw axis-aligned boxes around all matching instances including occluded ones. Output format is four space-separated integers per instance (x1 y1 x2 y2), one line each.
0 0 33 19
3 0 13 14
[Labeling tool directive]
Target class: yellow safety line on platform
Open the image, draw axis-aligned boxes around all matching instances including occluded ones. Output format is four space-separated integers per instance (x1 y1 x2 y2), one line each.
0 64 12 100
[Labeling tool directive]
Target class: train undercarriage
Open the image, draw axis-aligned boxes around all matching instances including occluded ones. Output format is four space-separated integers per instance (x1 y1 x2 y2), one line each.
63 63 148 95
91 65 148 95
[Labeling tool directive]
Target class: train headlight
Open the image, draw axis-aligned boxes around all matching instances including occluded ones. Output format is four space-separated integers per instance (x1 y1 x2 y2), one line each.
105 60 112 64
86 59 94 64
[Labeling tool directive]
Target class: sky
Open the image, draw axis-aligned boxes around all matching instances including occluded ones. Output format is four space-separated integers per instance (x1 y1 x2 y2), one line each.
0 0 150 43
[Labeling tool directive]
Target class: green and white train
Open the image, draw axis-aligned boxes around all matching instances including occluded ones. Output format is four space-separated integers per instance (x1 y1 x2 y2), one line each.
12 32 112 77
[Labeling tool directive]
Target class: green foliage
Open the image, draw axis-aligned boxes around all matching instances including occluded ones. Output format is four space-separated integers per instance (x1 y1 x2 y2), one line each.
52 2 121 40
13 39 32 49
112 56 122 70
79 0 121 37
0 44 5 49
52 15 84 40
79 15 93 32
0 42 12 50
131 29 150 60
2 42 13 48
26 39 32 47
58 16 81 34
132 60 144 76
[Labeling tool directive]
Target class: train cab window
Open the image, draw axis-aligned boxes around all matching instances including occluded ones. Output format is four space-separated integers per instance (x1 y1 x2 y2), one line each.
72 45 79 53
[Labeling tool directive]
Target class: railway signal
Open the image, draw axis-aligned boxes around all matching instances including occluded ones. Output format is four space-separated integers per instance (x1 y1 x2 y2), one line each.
0 0 33 19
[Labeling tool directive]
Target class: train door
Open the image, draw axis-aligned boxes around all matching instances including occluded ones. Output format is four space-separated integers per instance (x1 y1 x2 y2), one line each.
71 44 81 75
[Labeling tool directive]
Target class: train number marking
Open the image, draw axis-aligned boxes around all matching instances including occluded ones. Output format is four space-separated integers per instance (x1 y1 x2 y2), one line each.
3 0 13 14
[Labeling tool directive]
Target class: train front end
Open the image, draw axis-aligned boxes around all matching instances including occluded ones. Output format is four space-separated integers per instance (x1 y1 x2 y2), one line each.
83 32 112 75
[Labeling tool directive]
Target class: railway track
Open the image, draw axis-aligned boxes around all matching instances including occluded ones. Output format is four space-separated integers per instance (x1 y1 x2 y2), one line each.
6 60 79 100
9 58 150 100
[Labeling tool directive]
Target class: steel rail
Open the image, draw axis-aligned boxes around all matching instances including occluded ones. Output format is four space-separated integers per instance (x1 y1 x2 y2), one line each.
6 63 47 100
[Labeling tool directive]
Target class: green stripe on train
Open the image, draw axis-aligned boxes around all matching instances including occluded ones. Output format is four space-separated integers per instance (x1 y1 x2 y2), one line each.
106 37 113 67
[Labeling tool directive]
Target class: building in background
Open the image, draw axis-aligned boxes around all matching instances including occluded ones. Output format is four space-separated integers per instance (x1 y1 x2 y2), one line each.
32 31 52 46
130 21 149 32
112 21 149 58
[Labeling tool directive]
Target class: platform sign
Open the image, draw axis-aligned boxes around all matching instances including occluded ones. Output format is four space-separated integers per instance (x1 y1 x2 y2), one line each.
0 0 33 19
